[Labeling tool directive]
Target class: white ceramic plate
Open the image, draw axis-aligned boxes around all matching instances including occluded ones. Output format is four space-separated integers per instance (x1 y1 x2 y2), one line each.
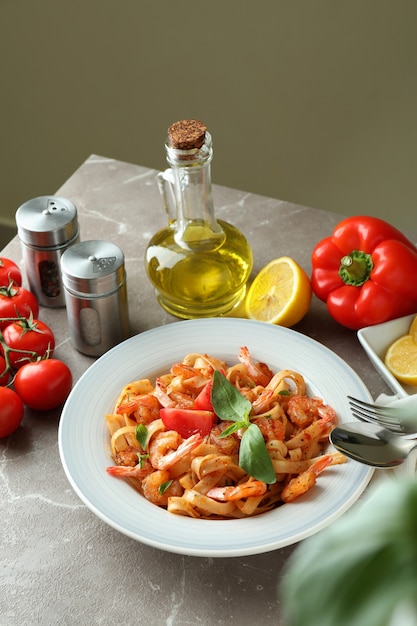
58 318 374 557
358 313 417 397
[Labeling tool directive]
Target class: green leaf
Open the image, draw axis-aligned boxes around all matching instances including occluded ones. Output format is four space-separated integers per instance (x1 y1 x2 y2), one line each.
211 370 252 423
211 371 276 484
159 480 173 495
136 452 149 469
218 420 247 438
135 424 148 450
239 424 276 484
281 478 417 626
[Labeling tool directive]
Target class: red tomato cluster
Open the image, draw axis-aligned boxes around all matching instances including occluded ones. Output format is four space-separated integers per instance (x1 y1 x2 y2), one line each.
0 257 73 438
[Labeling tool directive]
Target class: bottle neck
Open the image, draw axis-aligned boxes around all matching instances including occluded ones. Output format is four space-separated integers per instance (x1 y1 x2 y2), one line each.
164 133 225 251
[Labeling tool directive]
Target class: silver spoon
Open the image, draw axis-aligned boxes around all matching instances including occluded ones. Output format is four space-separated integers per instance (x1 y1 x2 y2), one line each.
330 422 417 468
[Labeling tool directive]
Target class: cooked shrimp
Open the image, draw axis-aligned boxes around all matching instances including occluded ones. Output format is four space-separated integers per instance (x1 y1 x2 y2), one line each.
238 385 260 404
207 479 268 502
114 446 141 467
106 458 153 480
287 395 337 428
285 416 334 450
153 377 176 408
210 422 240 456
238 346 273 387
116 394 161 424
251 392 290 417
167 391 195 409
134 395 161 424
149 431 202 470
171 363 200 377
281 454 332 502
170 363 208 394
253 416 285 442
141 469 183 506
251 389 276 414
154 376 196 409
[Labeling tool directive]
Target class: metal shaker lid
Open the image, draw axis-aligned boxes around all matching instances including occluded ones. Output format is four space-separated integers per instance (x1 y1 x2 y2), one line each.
15 196 79 247
60 240 126 296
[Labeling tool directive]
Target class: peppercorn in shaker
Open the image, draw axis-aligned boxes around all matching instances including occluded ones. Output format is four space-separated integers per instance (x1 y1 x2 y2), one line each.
15 196 80 307
60 240 130 356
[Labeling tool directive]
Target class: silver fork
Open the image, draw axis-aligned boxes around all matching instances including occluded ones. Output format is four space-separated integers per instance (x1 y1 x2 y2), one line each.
347 395 417 437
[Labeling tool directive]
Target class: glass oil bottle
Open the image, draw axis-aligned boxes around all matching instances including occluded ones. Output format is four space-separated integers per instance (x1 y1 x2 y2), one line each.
145 119 253 318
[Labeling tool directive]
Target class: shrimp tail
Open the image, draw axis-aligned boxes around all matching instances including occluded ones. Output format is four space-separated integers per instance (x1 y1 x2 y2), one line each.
106 463 152 480
280 454 333 503
207 480 267 502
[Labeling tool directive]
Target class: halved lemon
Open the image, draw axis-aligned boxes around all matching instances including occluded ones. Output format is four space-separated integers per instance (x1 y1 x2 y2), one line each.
245 256 312 326
409 314 417 342
384 334 417 386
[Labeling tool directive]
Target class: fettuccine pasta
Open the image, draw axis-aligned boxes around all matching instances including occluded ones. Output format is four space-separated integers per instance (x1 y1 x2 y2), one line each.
105 347 346 519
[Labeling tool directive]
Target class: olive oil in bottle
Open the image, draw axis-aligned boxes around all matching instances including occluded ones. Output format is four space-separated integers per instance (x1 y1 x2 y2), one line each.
145 120 253 319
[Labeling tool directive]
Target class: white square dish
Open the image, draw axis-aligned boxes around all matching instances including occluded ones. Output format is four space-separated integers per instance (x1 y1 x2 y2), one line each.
357 313 417 397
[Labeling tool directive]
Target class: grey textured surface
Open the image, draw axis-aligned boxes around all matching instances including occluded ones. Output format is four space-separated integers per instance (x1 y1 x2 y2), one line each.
1 155 411 626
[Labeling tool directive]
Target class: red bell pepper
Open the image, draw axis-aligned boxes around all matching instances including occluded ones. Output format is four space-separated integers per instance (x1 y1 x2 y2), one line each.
311 216 417 330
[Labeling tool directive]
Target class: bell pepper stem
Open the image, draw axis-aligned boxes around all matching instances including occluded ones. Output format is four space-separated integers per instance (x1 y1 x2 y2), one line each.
338 250 373 286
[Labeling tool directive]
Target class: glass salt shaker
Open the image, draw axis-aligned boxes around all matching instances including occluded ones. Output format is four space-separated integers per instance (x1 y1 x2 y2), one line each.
60 240 130 357
15 195 80 307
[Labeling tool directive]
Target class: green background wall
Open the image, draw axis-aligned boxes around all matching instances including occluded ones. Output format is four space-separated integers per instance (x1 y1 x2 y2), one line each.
1 0 416 249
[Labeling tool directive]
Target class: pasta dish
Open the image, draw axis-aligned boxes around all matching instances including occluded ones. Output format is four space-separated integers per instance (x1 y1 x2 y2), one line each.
105 347 346 519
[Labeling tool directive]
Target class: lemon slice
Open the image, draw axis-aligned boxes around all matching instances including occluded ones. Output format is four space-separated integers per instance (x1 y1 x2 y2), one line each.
384 335 417 385
409 315 417 342
245 256 312 326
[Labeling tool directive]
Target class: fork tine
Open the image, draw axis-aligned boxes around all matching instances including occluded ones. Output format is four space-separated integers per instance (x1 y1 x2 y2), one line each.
348 402 398 424
347 396 398 420
347 395 393 412
348 403 398 424
349 407 404 433
347 395 417 436
352 412 395 429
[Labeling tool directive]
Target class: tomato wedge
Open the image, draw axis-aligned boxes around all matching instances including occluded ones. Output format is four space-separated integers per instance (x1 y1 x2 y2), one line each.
194 379 214 412
160 408 214 438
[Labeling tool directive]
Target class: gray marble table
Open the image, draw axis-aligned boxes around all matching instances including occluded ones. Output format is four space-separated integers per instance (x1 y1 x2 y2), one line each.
0 155 405 625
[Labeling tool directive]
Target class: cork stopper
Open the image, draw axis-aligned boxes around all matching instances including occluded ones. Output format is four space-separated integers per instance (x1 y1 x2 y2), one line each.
168 119 207 150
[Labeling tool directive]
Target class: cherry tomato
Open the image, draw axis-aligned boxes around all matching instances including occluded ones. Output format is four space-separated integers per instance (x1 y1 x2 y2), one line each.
0 257 22 287
0 284 39 330
194 379 214 412
14 359 72 411
0 355 10 385
160 407 214 438
2 319 55 369
0 387 24 437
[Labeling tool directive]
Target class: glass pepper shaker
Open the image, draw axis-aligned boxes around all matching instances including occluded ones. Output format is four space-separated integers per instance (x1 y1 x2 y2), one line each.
15 195 80 307
60 240 130 356
145 119 253 318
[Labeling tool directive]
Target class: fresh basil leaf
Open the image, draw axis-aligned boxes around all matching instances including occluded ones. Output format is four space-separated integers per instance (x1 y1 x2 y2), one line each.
137 452 149 469
158 480 173 495
135 424 148 450
218 420 247 438
212 370 252 423
239 423 276 484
